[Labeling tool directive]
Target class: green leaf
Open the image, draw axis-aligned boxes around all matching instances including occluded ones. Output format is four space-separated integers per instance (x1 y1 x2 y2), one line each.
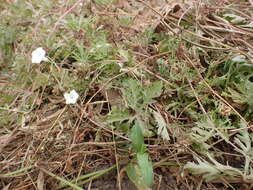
153 111 170 141
185 154 243 182
130 123 146 153
126 153 154 190
122 79 163 111
223 13 246 24
137 153 154 188
136 117 154 138
189 118 230 152
118 49 130 62
126 163 145 190
234 121 253 174
122 79 143 110
185 157 220 181
143 81 163 104
105 107 132 123
224 80 253 106
234 126 251 154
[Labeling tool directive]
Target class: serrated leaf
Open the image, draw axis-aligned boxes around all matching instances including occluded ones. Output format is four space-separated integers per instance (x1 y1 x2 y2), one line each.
225 81 253 106
122 79 142 110
189 118 230 152
143 81 163 102
130 123 146 153
234 121 253 174
153 111 170 141
122 79 163 111
185 154 242 182
234 128 251 154
105 107 132 123
185 158 220 181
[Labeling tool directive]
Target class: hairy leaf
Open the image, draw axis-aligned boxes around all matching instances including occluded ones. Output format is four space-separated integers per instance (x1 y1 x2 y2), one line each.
153 111 170 141
143 81 163 104
185 154 242 182
122 79 163 111
122 79 143 110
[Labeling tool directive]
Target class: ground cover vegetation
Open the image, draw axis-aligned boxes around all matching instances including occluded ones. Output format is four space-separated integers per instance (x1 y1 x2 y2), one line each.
1 0 253 189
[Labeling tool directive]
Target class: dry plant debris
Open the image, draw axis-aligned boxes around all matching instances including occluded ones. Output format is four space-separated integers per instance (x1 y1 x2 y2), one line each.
1 0 253 190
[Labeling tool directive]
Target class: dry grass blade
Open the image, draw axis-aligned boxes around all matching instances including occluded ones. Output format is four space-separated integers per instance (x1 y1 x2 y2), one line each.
1 0 253 189
37 171 44 190
38 167 83 190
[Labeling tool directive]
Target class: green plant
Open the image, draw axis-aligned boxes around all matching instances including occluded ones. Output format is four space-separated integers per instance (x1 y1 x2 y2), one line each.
120 79 163 136
185 121 253 183
126 123 154 190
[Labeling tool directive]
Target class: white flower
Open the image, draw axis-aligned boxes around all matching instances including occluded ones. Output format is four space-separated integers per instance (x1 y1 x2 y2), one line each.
31 47 48 64
64 90 79 104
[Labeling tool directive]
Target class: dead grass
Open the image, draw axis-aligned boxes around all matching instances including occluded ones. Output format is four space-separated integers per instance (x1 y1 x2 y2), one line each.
1 0 253 189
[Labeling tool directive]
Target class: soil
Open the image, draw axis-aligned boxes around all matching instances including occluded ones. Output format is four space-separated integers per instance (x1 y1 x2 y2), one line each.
83 168 184 190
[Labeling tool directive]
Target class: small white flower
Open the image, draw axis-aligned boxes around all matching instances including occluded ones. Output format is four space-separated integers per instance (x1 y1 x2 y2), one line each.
64 90 79 104
31 47 48 64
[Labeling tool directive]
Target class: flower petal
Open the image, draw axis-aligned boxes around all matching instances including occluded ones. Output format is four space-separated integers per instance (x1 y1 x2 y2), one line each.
31 47 48 64
64 90 79 104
